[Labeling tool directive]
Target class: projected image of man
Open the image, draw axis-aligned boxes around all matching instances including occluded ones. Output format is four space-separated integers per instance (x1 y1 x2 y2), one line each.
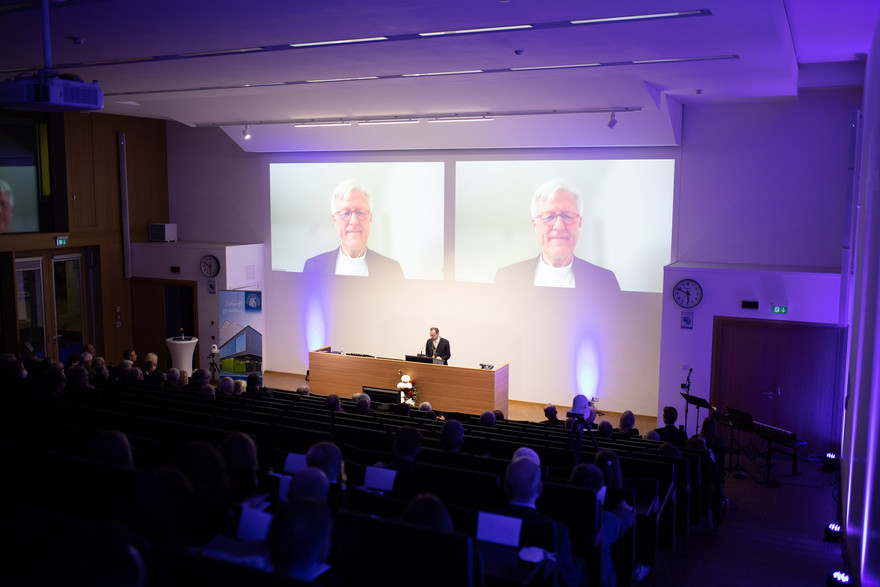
494 178 620 290
0 180 13 233
303 179 404 279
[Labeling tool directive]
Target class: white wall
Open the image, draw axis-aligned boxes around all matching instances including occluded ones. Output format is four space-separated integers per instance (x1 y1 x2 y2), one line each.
164 87 859 418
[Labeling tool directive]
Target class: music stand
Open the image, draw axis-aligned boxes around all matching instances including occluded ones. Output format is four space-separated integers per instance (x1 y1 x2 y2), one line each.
680 393 715 435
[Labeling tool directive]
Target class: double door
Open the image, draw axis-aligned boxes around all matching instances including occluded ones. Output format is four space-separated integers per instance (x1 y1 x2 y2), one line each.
15 250 91 364
710 317 845 452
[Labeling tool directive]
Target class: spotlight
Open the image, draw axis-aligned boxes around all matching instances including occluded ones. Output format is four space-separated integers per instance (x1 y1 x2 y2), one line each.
242 125 251 140
827 570 851 585
823 452 839 472
824 522 843 542
607 112 618 129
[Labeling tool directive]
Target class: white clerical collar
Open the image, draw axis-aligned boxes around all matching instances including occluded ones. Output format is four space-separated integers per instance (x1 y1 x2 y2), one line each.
533 255 575 288
335 248 369 276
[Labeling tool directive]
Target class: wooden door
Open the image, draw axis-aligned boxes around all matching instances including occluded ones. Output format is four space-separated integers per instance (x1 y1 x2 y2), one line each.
711 317 844 452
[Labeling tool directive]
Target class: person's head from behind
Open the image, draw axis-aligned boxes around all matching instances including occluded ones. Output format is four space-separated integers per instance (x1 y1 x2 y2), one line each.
513 446 541 466
594 449 624 491
218 432 258 473
288 467 330 503
439 419 465 453
39 364 66 397
530 178 583 268
543 403 558 421
504 457 542 504
658 443 682 458
480 410 496 427
325 394 342 412
233 379 245 395
393 425 422 461
619 410 636 433
330 179 373 259
143 352 158 367
418 401 433 412
217 377 234 396
700 415 718 441
165 367 180 386
122 349 137 363
199 383 215 398
645 430 661 441
597 420 614 437
306 441 343 482
401 493 454 532
662 406 678 427
268 499 333 581
171 440 228 497
89 430 134 471
190 368 209 388
246 372 261 391
569 463 606 491
67 365 91 389
355 395 371 414
0 179 14 233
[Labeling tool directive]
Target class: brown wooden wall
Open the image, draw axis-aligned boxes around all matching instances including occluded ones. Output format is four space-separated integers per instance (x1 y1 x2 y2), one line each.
0 111 169 362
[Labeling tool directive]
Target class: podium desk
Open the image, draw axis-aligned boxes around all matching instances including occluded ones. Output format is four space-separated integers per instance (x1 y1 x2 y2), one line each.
308 351 509 416
166 336 198 376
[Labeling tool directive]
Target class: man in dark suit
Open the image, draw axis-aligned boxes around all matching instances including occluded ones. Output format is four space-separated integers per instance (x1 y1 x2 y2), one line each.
425 326 451 365
492 457 587 587
303 179 404 279
654 405 688 447
494 178 620 292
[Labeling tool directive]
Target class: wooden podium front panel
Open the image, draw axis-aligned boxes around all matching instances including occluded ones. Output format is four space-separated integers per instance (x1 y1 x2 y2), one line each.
308 351 509 416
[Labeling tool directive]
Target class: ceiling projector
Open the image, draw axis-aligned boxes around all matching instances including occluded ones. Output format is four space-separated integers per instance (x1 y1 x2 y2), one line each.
0 72 103 112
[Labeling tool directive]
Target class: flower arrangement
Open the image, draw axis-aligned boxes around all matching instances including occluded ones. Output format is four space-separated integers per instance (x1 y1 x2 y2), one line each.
397 370 418 406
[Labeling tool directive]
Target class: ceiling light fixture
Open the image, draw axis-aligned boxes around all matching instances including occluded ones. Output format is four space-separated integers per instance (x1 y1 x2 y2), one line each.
242 125 251 139
358 118 420 126
306 76 380 83
570 10 707 25
607 112 618 129
419 24 533 36
427 116 494 123
510 63 600 71
402 69 484 77
293 121 352 127
290 36 388 48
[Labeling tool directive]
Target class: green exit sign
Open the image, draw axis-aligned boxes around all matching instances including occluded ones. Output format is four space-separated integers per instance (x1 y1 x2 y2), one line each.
772 305 788 314
55 236 68 246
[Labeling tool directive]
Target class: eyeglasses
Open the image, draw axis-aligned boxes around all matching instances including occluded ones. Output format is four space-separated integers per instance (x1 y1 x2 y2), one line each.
334 208 371 221
534 212 580 226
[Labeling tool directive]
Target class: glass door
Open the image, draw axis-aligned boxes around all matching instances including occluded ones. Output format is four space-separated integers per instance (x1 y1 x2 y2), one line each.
52 254 85 366
15 257 46 359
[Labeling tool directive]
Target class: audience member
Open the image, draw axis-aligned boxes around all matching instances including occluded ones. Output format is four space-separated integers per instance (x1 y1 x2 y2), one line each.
267 500 333 582
657 443 681 459
141 361 156 375
597 420 614 438
377 425 422 473
654 406 687 446
165 367 181 388
541 403 562 426
479 410 496 427
439 419 465 454
218 432 259 503
127 367 144 383
122 349 137 363
245 373 271 398
418 401 433 412
513 446 541 466
38 363 66 398
325 394 345 413
187 368 210 391
617 410 640 438
199 383 216 399
66 364 92 390
143 352 158 371
306 441 343 484
35 523 146 587
494 457 587 587
296 384 310 395
216 377 234 396
493 409 505 422
355 394 371 414
401 493 454 532
288 467 330 503
89 430 135 471
232 379 245 395
645 430 661 441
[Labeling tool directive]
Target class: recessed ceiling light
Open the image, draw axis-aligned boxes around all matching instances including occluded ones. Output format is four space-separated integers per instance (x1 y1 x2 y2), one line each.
290 37 388 48
419 24 532 36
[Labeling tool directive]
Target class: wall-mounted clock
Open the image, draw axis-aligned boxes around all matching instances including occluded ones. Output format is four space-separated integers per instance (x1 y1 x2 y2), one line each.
672 278 703 308
200 254 221 278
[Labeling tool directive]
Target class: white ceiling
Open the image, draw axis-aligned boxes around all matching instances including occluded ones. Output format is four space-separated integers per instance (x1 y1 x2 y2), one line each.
1 0 878 151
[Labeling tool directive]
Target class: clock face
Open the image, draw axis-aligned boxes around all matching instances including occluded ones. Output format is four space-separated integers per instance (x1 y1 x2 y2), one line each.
200 254 220 278
672 278 703 308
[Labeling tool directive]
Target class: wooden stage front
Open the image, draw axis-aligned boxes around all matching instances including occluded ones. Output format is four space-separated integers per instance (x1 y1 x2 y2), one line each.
307 351 509 416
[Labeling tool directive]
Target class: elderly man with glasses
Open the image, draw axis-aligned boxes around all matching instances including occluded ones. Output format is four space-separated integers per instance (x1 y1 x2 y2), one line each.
303 178 404 279
494 178 620 291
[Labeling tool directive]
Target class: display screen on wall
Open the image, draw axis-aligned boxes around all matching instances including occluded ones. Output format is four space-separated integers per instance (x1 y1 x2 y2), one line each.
455 159 675 293
0 113 45 235
270 162 445 280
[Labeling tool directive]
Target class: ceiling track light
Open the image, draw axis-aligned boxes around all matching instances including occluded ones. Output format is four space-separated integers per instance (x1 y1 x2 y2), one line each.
607 112 618 129
242 125 251 140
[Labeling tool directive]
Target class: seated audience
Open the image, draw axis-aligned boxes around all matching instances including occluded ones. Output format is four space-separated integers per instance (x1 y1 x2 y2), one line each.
165 367 181 388
186 368 210 392
218 432 259 503
439 419 465 454
122 348 137 363
654 406 688 447
493 457 587 587
296 384 310 395
617 410 640 438
267 500 334 582
217 376 235 396
66 364 92 390
89 430 135 471
645 430 661 441
657 443 682 459
232 379 245 395
355 394 371 414
376 426 422 473
38 363 66 398
401 493 454 532
145 369 165 387
597 420 614 438
245 373 271 398
199 383 216 399
513 446 541 466
541 403 563 426
493 409 505 421
288 467 330 504
479 410 496 428
306 442 343 484
418 401 433 412
325 394 345 413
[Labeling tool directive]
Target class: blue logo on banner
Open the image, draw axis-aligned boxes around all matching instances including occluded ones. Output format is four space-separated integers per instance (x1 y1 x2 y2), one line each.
245 292 262 311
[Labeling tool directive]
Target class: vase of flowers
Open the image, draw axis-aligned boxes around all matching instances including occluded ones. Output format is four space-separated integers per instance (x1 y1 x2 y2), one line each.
397 370 418 406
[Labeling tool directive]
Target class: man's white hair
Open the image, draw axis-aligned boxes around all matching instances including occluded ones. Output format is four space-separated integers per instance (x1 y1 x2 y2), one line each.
330 179 373 214
529 178 583 219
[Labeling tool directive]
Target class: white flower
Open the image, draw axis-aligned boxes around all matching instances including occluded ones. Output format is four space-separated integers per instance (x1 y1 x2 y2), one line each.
401 374 411 384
